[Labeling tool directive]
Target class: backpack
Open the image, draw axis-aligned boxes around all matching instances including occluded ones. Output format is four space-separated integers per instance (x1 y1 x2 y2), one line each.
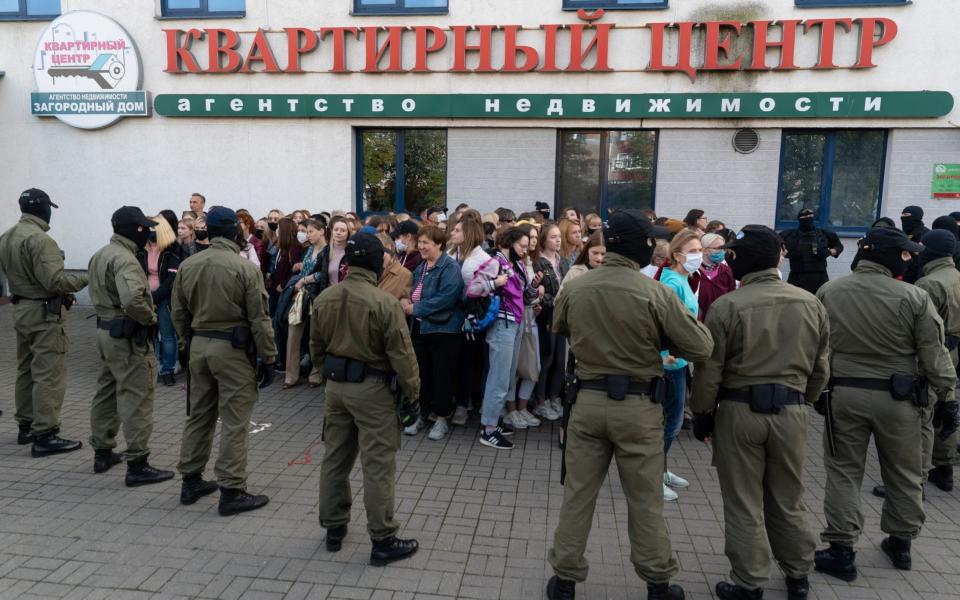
464 256 502 333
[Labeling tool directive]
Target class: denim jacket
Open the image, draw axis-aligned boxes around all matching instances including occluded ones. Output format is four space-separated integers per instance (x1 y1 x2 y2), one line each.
410 253 466 334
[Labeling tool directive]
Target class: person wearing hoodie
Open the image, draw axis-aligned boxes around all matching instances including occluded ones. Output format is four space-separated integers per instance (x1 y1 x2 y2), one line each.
901 206 930 243
780 208 843 294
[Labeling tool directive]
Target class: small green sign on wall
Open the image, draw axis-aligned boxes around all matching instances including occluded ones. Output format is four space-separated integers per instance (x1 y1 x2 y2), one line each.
933 164 960 199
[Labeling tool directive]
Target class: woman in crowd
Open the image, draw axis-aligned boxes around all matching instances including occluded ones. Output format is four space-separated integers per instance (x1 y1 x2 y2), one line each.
271 217 303 369
193 215 210 251
378 232 413 301
178 217 198 259
657 229 702 502
450 214 490 426
237 210 263 269
258 216 278 286
559 218 583 265
393 220 422 272
559 231 605 293
470 227 537 450
582 213 603 239
640 240 670 279
402 226 465 442
149 214 181 387
560 207 581 225
291 210 305 225
684 209 708 234
504 223 544 430
325 216 350 286
282 219 327 389
533 222 568 421
698 232 736 321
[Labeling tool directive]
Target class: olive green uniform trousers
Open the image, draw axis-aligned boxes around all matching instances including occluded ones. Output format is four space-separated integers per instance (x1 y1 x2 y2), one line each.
177 337 258 489
549 389 678 584
925 349 959 470
89 330 156 460
14 302 68 435
822 387 925 545
318 379 401 541
714 401 815 590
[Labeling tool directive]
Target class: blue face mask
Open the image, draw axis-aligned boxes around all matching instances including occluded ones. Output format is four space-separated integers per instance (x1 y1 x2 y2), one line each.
709 250 726 264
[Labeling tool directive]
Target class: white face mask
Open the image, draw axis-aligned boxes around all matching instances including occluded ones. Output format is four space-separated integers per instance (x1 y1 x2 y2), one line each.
395 239 407 253
296 231 308 244
682 252 703 273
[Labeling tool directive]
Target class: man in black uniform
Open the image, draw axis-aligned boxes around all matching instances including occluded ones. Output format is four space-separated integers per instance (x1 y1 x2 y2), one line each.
901 206 929 243
780 208 843 294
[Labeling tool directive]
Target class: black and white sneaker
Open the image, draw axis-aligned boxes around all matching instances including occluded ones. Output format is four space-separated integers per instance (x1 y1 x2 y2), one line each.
480 430 514 450
496 419 515 436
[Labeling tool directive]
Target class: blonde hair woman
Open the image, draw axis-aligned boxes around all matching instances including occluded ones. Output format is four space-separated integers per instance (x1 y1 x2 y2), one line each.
149 214 182 386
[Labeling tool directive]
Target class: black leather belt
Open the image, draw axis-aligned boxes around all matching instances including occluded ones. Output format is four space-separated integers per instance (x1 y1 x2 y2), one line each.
832 377 890 391
720 388 806 405
96 319 117 331
580 378 653 396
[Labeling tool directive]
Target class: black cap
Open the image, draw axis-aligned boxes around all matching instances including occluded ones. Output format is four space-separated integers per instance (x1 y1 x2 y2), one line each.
861 226 923 253
535 201 550 211
798 208 816 219
206 206 238 227
19 188 58 209
605 209 668 243
345 232 385 276
723 225 784 257
871 217 897 229
111 206 155 230
932 215 959 239
392 220 419 239
922 230 956 258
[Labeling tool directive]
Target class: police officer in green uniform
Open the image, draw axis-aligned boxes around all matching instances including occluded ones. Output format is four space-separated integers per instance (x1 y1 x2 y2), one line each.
546 211 713 600
915 230 960 491
815 227 956 579
171 207 278 515
310 233 422 566
0 189 88 456
87 206 175 486
691 225 830 600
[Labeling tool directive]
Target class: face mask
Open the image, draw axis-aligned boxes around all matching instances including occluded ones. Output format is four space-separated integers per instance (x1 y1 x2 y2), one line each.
708 250 726 264
682 252 703 273
196 230 209 241
799 218 815 232
148 232 157 244
395 239 407 254
296 231 309 244
268 222 279 232
254 229 264 240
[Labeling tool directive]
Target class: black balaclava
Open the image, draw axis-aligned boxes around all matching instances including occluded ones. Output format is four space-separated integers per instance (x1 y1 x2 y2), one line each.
901 205 925 236
112 207 152 250
872 217 896 229
196 229 209 241
726 225 782 281
798 208 816 232
932 215 960 240
863 247 909 278
950 211 960 224
345 232 384 279
604 210 656 267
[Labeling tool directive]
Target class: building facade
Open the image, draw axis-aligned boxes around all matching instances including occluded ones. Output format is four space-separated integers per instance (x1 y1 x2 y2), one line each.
1 0 959 276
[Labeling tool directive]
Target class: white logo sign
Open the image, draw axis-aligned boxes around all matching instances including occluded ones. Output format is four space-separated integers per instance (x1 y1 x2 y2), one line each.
32 11 148 129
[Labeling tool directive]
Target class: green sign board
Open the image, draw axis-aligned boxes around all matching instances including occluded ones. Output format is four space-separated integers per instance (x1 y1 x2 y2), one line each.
31 91 149 116
933 164 960 199
154 91 953 120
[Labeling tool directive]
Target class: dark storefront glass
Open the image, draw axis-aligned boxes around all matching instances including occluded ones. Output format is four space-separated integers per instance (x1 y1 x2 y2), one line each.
358 129 447 215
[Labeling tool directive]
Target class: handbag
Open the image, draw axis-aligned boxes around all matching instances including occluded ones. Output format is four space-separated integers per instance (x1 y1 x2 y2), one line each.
516 306 540 382
288 287 306 326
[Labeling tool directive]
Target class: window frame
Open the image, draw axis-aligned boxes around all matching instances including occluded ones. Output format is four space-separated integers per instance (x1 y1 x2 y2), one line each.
355 128 449 217
159 0 245 19
0 0 60 21
562 0 669 10
775 129 889 235
352 0 449 16
554 129 659 220
795 0 909 7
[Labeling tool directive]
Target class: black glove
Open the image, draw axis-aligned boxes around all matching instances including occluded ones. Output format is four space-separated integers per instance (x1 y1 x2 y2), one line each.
257 362 275 389
692 412 714 442
398 399 420 428
936 401 960 440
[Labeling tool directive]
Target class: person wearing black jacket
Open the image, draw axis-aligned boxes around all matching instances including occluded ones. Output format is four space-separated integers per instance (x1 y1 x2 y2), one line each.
150 212 183 386
931 216 960 272
780 208 843 294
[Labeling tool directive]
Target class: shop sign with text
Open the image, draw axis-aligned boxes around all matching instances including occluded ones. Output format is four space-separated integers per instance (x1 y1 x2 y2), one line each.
154 91 953 120
933 164 960 199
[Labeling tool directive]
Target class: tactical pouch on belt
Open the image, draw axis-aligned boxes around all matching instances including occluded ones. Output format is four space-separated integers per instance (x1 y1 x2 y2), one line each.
323 356 367 383
913 377 930 408
749 383 789 414
650 376 666 405
44 296 64 316
229 326 253 350
109 317 138 340
133 325 152 347
606 374 630 401
889 374 918 403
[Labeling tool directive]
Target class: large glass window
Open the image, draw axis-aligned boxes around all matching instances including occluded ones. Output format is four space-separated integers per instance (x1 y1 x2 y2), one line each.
357 129 447 215
776 130 887 233
0 0 60 20
160 0 245 18
557 130 658 218
353 0 448 15
563 0 668 10
796 0 906 6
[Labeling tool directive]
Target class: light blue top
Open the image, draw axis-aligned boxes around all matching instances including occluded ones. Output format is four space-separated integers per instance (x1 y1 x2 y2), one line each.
659 268 699 371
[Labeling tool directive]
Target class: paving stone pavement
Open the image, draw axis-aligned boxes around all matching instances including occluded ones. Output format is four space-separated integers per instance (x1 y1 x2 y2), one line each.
2 308 960 600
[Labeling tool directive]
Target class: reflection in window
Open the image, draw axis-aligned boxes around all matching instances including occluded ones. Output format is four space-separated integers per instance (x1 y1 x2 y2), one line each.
0 0 61 19
777 130 887 232
161 0 244 17
358 129 447 215
354 0 448 14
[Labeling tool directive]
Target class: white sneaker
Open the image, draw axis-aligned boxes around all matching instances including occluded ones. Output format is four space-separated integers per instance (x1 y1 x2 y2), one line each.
504 411 528 430
663 483 678 502
428 420 449 441
549 397 564 415
403 417 424 436
518 409 541 427
451 406 468 426
532 403 560 422
664 471 690 489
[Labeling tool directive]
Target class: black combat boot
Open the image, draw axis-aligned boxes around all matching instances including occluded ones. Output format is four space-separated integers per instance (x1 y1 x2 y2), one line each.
881 536 912 570
785 576 809 600
546 576 575 600
17 422 33 445
369 536 418 566
928 465 954 492
715 582 762 599
814 543 857 581
180 474 219 505
326 525 348 552
31 432 82 457
647 582 685 600
93 449 123 473
218 488 269 516
125 457 175 487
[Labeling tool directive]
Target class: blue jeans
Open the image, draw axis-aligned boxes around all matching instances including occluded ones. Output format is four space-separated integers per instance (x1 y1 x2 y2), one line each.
480 318 523 428
662 367 686 454
155 301 177 375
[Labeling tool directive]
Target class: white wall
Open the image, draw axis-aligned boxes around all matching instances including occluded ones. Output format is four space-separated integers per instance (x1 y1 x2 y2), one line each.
882 129 960 222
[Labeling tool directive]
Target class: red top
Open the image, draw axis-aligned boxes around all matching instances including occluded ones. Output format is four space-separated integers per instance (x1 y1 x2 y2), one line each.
274 244 304 290
697 262 736 322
